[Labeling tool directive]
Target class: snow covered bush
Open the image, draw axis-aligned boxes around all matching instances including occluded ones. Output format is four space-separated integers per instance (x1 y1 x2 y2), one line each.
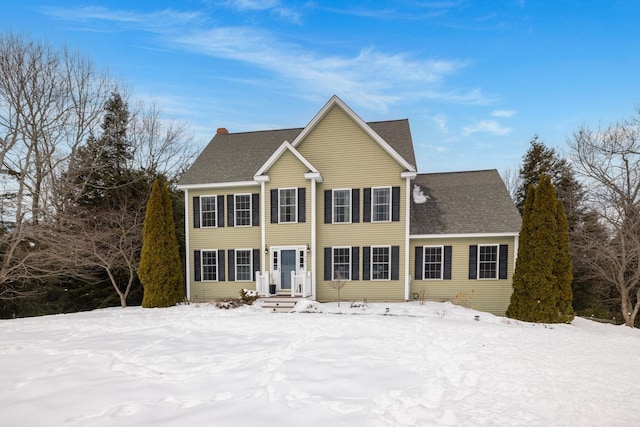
240 289 259 305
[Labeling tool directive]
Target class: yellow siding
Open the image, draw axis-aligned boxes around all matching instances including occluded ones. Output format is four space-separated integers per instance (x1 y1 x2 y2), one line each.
409 236 517 315
295 105 409 301
264 149 312 247
187 185 261 301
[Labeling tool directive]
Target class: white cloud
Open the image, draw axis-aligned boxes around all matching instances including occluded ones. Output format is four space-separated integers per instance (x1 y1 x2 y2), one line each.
463 120 511 136
432 114 449 133
41 6 489 113
491 109 516 118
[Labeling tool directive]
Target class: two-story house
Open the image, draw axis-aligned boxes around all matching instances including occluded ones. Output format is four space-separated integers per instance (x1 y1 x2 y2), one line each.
177 96 521 315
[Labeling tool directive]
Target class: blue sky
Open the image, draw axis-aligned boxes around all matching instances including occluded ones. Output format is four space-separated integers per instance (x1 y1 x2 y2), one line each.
3 1 639 174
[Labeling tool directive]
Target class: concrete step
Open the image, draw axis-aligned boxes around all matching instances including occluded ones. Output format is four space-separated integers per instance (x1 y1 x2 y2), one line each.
259 297 302 313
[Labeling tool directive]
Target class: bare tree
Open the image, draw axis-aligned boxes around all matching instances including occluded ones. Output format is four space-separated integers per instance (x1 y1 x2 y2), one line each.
47 198 144 308
500 166 521 203
568 111 640 326
0 32 114 302
328 270 347 307
129 101 198 181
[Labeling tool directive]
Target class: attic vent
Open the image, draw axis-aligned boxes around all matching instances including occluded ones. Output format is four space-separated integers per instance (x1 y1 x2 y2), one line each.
217 127 229 134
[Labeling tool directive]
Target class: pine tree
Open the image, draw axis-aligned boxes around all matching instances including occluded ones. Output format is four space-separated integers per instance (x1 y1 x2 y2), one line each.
554 199 575 322
139 178 184 308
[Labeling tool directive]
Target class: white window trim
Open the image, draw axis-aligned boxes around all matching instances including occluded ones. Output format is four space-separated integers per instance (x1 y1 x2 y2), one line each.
422 245 444 281
235 248 253 282
332 188 352 224
332 246 352 281
477 244 499 280
278 187 298 224
371 186 392 223
234 193 252 227
201 249 219 282
371 245 391 281
200 195 218 228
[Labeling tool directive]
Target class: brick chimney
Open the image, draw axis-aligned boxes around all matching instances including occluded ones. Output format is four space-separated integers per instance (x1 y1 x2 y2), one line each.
217 127 229 135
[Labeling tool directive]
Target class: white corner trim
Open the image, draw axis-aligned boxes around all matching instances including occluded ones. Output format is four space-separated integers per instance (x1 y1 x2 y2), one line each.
290 95 416 173
183 189 191 301
177 181 259 190
254 140 319 176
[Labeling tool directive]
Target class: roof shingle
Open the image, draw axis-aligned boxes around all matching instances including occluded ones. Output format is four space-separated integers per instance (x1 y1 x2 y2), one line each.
410 170 521 235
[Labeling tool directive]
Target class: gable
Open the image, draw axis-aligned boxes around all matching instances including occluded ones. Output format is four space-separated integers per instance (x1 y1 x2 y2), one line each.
293 96 416 172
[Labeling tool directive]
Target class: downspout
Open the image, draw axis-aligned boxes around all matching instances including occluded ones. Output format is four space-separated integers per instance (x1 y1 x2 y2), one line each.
184 189 191 301
404 177 411 301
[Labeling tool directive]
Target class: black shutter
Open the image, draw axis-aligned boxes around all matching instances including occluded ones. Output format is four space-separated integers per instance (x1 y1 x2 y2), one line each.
218 249 225 281
194 250 201 281
251 194 259 226
252 249 260 280
324 190 332 224
217 195 224 228
499 245 508 279
351 247 359 281
363 188 371 222
270 189 278 224
227 195 234 227
193 196 200 228
391 246 400 280
228 249 235 281
352 189 360 223
444 246 452 280
415 246 423 280
363 246 371 280
392 186 401 222
298 187 306 223
469 245 478 279
324 247 332 280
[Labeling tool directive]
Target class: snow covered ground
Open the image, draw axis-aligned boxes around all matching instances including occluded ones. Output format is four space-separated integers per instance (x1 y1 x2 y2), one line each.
1 300 639 427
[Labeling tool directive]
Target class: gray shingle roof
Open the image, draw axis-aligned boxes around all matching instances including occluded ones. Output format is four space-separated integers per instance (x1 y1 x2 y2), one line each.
410 170 521 235
178 120 416 186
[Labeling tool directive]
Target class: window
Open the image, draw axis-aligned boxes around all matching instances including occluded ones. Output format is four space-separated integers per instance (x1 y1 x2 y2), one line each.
279 188 297 223
201 196 217 227
371 246 390 280
423 246 443 279
235 250 252 281
372 187 391 222
202 250 218 281
234 194 251 226
333 189 351 223
478 245 498 279
332 247 351 280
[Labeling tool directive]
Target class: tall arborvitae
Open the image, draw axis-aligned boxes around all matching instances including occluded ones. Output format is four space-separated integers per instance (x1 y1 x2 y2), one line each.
139 178 184 307
506 183 536 319
554 199 575 322
508 175 574 323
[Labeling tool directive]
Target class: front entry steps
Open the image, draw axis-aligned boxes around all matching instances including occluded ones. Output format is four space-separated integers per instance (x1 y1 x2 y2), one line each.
259 296 303 313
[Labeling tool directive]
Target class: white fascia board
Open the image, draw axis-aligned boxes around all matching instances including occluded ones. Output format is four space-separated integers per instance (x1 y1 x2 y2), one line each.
254 140 319 176
177 181 259 190
291 95 416 173
410 232 520 239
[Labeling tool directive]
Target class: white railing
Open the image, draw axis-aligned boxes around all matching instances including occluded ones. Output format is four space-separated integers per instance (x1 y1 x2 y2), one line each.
291 271 312 297
256 270 312 297
255 271 269 297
